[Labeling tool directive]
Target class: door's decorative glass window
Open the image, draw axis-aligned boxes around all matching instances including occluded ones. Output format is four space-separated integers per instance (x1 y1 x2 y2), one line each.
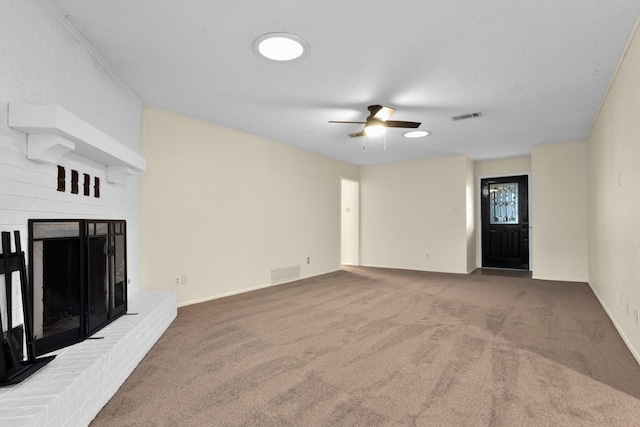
490 183 518 224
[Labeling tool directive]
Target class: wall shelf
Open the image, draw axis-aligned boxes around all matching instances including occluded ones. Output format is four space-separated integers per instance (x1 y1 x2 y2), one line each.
8 104 146 183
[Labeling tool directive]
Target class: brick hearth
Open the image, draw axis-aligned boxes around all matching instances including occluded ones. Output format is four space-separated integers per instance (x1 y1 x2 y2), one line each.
0 290 176 427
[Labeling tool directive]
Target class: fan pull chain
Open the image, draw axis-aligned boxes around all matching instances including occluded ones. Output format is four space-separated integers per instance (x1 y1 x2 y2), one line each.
384 133 387 151
363 135 366 150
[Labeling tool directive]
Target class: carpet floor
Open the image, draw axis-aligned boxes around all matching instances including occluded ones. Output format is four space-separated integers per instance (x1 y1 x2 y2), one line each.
91 266 640 426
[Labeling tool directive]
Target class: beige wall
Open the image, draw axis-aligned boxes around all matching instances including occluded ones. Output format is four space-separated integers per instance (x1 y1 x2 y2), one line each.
359 154 474 274
531 141 588 282
139 100 610 308
587 18 640 361
141 107 358 305
475 156 531 178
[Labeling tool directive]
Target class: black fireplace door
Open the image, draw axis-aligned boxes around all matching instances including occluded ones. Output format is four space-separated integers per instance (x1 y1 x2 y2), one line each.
86 222 127 335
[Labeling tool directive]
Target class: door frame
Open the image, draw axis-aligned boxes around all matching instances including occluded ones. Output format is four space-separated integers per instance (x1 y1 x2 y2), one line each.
476 173 532 270
340 178 360 266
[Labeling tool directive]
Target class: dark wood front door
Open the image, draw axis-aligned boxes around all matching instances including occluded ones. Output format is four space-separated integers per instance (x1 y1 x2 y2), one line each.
481 175 529 269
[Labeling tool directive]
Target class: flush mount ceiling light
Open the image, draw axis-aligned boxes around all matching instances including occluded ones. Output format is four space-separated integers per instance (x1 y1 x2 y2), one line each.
364 124 386 137
403 130 431 138
253 32 308 61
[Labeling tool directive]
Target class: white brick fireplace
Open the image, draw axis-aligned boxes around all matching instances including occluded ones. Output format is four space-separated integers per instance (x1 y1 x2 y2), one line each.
1 2 176 425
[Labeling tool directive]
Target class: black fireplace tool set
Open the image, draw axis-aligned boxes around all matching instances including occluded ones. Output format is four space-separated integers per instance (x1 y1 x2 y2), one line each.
0 231 55 386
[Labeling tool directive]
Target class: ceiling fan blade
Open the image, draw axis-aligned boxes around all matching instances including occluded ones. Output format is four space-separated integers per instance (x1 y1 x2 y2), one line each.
383 120 421 128
328 121 367 124
348 130 365 138
372 106 396 121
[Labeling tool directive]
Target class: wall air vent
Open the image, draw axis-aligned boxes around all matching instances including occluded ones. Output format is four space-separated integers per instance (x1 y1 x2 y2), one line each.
451 112 482 121
271 265 301 284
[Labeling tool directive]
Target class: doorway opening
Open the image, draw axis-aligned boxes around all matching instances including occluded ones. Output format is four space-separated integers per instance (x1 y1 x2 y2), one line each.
480 175 529 270
340 178 359 266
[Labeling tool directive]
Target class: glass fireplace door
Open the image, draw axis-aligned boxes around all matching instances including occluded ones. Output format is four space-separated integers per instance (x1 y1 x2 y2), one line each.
30 220 84 356
87 223 109 334
113 228 127 316
86 221 127 335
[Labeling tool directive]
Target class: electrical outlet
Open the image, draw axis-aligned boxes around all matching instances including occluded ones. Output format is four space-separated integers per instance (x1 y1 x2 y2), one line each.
174 276 180 287
306 257 310 264
181 274 188 285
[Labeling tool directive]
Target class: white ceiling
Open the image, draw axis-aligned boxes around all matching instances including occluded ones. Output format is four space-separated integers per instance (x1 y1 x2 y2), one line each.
49 0 640 166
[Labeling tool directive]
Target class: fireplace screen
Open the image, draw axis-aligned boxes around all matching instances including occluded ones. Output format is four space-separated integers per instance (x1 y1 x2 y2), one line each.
29 219 127 356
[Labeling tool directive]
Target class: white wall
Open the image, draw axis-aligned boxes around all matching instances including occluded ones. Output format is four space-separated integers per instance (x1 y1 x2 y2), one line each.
587 18 640 361
140 107 359 306
531 141 588 282
0 0 143 322
359 154 473 274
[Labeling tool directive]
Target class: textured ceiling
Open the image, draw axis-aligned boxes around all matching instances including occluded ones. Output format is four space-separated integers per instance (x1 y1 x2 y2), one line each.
49 0 640 166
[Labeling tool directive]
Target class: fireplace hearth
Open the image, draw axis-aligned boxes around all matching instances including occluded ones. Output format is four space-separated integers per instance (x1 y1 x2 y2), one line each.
29 219 127 356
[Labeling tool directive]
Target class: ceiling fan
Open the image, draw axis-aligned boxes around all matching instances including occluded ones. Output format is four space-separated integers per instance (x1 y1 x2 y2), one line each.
329 105 421 137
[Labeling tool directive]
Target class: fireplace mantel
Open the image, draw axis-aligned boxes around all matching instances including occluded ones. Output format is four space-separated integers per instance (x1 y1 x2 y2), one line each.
8 103 146 184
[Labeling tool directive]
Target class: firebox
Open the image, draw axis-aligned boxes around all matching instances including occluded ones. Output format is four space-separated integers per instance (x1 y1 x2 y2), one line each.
28 219 127 356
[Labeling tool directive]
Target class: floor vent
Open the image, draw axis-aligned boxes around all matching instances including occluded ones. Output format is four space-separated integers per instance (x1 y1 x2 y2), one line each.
271 265 301 284
451 112 482 121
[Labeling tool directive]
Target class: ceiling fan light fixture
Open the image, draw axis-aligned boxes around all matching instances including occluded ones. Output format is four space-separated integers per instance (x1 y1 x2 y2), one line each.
254 33 308 61
364 124 386 137
403 130 431 138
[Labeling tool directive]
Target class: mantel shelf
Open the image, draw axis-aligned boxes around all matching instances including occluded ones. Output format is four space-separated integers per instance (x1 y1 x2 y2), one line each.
8 104 146 182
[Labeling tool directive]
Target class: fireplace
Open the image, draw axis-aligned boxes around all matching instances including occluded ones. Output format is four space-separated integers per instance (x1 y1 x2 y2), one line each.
28 219 127 356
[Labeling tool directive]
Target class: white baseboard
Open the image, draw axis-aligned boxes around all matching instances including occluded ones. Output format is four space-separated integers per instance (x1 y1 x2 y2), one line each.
358 263 466 275
588 282 640 366
178 268 340 307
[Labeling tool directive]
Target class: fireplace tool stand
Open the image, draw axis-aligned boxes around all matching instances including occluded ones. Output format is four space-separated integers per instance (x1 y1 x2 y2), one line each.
0 231 55 386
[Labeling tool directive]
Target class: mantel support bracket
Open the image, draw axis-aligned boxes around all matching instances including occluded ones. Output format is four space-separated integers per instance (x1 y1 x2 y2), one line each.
27 135 75 164
106 165 135 184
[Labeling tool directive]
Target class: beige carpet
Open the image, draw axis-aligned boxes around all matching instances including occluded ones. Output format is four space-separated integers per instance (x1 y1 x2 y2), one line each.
91 267 640 426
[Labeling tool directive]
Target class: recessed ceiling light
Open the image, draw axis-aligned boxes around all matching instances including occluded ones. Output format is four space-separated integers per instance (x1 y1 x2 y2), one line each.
253 33 308 61
404 130 431 138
